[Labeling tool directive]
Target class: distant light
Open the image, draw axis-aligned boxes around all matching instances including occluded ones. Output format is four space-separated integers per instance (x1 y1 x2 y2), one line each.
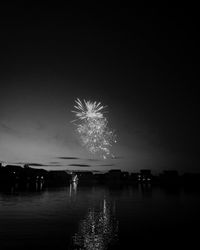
72 174 78 182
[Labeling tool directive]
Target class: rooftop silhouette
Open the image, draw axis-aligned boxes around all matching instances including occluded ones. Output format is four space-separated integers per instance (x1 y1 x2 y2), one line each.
1 163 200 191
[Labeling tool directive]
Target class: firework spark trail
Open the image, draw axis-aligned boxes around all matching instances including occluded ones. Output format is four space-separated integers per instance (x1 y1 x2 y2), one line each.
71 99 116 159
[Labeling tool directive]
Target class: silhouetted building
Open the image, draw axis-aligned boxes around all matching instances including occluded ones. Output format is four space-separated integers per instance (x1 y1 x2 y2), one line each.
0 165 11 188
4 165 23 182
5 164 23 173
139 169 152 183
121 171 129 182
47 171 70 186
106 169 122 182
22 167 47 185
93 173 106 183
182 173 200 188
75 171 94 184
130 173 139 183
159 170 179 186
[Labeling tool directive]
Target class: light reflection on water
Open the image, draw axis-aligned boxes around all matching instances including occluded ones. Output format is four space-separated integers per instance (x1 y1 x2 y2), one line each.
71 197 118 249
0 183 200 249
68 182 118 249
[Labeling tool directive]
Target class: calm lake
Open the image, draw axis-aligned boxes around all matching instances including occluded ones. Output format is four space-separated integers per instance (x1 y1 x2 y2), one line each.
0 183 200 249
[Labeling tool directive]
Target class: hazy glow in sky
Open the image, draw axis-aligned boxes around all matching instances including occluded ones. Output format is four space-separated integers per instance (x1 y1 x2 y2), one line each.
0 81 173 172
0 5 198 173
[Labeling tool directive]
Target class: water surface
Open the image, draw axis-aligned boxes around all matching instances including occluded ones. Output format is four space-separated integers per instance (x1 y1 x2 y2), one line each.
0 184 200 249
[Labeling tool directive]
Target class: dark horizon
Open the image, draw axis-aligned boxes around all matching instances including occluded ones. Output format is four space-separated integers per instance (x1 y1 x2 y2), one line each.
1 162 200 176
0 4 199 173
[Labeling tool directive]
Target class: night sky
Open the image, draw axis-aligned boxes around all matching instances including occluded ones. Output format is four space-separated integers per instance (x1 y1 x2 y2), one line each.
0 4 199 173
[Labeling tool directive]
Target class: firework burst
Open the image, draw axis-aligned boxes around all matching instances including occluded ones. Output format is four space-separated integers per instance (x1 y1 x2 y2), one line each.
71 98 116 158
72 98 106 121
